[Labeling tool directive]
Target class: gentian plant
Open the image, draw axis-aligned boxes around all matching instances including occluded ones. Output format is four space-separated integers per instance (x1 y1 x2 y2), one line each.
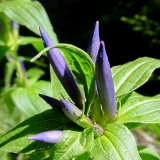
1 20 160 160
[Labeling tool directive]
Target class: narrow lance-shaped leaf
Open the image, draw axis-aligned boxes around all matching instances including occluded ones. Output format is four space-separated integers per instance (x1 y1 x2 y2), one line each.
39 27 86 108
87 21 100 64
28 130 63 144
96 41 117 122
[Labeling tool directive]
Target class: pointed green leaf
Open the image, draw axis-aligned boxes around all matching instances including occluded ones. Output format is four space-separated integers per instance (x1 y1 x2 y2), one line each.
90 123 141 160
112 57 160 98
0 0 58 43
49 127 94 160
53 44 95 109
31 44 95 109
17 36 44 52
0 109 68 154
117 92 160 123
11 81 52 117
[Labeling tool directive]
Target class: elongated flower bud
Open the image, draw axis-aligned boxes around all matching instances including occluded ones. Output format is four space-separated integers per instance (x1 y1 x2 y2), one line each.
96 41 117 122
28 130 63 144
60 98 82 121
11 21 19 41
87 21 100 64
39 27 86 107
60 99 93 128
19 58 27 79
39 94 61 109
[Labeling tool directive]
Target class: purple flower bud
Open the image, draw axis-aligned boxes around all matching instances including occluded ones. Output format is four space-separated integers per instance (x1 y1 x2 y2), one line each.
28 130 63 144
60 98 82 121
11 21 19 30
87 21 100 64
96 41 117 122
39 94 61 109
19 58 27 79
39 27 86 107
60 99 93 128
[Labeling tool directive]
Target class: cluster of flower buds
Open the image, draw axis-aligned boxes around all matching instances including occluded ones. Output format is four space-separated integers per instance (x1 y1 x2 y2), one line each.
87 21 117 122
28 21 117 144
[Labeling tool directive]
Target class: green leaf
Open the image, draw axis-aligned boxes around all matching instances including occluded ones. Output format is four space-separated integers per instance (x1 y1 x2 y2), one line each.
124 123 141 130
0 12 13 45
117 92 160 124
31 44 95 110
17 36 43 52
4 62 15 90
1 87 16 115
0 151 10 160
90 123 141 160
90 97 104 126
74 152 93 160
0 0 58 43
138 146 160 160
26 67 45 85
0 109 68 154
28 151 50 160
54 44 96 110
148 124 160 137
49 127 94 160
22 56 47 68
0 46 9 61
50 65 70 101
11 81 52 117
0 89 27 134
112 57 160 98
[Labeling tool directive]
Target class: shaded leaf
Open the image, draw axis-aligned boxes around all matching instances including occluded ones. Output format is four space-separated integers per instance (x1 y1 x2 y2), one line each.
74 152 92 160
18 36 43 52
11 81 52 117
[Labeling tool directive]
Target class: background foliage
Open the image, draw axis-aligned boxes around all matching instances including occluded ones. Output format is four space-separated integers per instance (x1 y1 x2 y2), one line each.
0 0 160 159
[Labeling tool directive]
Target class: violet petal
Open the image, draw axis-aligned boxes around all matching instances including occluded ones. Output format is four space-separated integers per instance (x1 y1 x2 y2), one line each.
39 27 86 107
11 21 19 30
28 130 63 144
96 41 117 122
87 21 100 64
39 94 61 108
60 98 82 121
